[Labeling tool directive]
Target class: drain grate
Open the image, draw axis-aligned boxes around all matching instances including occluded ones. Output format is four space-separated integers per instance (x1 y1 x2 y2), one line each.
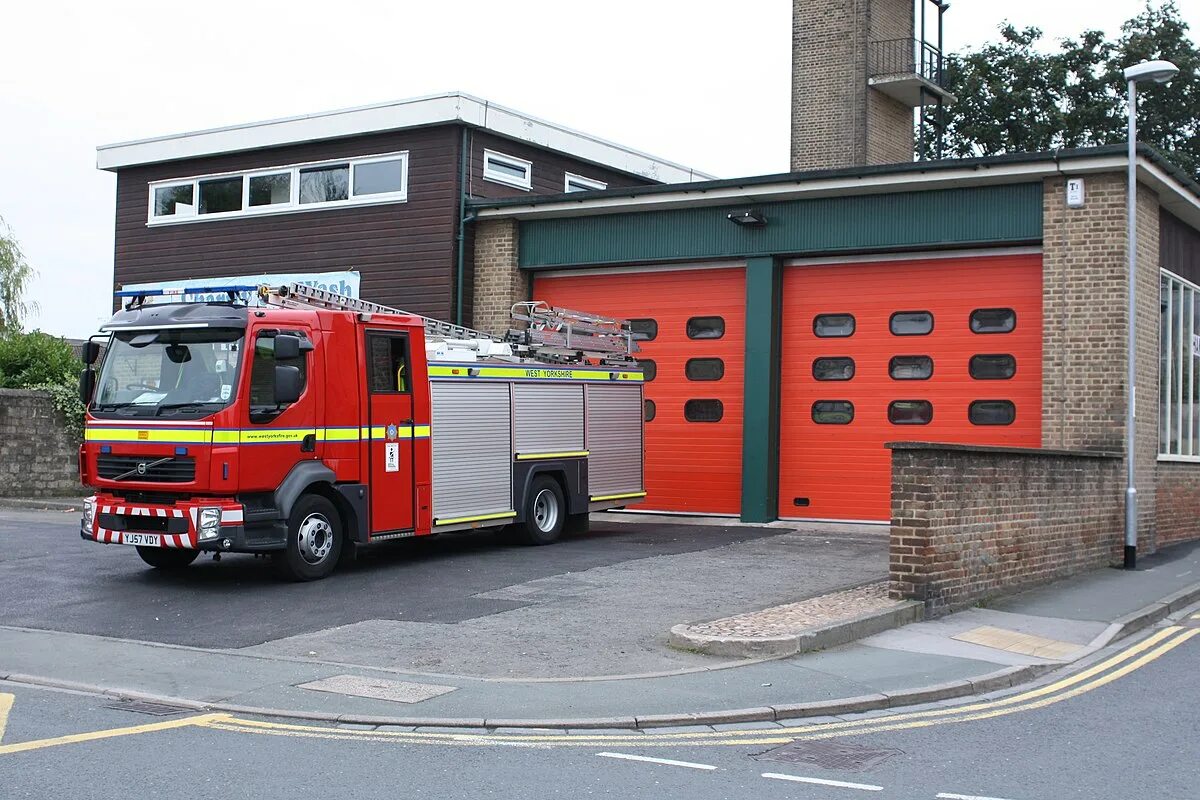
102 700 194 717
753 740 902 771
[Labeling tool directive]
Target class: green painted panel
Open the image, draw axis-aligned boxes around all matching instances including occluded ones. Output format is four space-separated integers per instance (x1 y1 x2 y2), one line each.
740 257 782 523
519 183 1042 269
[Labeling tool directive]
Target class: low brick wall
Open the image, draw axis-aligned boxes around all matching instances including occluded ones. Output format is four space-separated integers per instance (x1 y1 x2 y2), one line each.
1156 461 1200 548
889 442 1123 615
0 389 80 497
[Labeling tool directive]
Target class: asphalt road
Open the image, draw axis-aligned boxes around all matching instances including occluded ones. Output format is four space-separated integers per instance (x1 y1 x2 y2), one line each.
0 508 785 646
0 621 1196 799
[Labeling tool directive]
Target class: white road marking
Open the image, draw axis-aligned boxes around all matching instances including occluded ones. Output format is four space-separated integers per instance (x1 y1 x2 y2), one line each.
936 793 1017 800
597 752 717 770
762 772 883 791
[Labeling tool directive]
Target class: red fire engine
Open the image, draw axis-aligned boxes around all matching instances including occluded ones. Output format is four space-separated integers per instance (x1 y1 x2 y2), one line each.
78 283 645 580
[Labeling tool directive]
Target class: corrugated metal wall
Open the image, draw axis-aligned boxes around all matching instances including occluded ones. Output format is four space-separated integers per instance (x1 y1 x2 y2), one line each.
431 382 512 519
518 184 1043 269
513 384 584 455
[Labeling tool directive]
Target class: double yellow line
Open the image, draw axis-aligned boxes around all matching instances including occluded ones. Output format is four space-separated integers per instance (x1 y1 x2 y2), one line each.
2 623 1195 756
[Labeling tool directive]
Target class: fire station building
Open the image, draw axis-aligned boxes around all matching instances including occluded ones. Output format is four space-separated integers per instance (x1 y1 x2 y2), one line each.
96 0 1200 558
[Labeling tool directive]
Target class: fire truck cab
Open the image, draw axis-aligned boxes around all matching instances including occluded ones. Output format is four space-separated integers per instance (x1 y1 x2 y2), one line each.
79 284 645 580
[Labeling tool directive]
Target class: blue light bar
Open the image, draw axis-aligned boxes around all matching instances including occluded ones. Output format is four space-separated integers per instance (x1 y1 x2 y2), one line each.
114 284 261 298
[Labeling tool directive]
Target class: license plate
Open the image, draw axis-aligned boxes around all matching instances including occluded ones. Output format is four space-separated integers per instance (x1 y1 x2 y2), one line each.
122 533 161 547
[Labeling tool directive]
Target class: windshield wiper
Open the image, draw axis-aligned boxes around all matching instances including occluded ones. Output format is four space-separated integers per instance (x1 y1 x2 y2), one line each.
156 401 223 416
91 402 137 412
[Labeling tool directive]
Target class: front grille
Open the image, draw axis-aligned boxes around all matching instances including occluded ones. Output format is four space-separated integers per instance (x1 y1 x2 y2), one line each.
97 455 196 483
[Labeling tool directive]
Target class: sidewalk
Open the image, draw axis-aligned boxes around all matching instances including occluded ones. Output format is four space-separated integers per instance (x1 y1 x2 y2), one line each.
3 539 1198 727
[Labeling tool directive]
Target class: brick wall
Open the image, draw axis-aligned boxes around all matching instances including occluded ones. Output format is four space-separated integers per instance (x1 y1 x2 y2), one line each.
1041 173 1160 549
790 0 913 170
889 443 1123 615
0 389 80 497
1156 462 1200 547
470 218 525 335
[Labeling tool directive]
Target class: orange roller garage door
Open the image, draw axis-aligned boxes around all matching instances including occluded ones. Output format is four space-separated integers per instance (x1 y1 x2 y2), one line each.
534 267 745 515
779 253 1043 522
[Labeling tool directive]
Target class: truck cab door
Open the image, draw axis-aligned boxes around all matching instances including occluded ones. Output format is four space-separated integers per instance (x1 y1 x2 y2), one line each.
364 331 415 533
242 327 319 491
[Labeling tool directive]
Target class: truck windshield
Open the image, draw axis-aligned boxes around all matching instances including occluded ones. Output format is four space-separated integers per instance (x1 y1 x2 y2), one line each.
91 328 244 418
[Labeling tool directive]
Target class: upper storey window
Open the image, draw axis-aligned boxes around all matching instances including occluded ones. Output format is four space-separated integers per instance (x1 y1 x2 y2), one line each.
147 151 409 225
482 149 533 190
565 172 607 192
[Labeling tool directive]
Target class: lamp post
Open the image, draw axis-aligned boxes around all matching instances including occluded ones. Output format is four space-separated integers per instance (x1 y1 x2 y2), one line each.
1122 59 1178 570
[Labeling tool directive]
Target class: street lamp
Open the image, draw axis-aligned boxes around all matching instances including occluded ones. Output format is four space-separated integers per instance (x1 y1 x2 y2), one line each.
1122 59 1179 571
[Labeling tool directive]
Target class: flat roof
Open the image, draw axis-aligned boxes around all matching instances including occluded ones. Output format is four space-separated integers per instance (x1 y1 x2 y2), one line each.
95 91 715 184
469 143 1200 233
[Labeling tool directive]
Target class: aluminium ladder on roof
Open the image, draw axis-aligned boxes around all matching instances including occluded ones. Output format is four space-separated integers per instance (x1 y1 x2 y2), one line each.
259 283 639 366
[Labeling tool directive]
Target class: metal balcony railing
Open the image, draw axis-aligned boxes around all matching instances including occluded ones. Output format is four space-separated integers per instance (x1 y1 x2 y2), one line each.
869 38 946 87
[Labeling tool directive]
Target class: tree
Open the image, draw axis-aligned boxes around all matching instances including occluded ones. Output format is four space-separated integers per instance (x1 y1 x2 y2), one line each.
937 2 1200 179
1110 1 1200 177
0 216 37 333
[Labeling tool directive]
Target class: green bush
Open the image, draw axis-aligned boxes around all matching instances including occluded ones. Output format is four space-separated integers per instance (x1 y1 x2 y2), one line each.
0 332 85 442
0 331 80 388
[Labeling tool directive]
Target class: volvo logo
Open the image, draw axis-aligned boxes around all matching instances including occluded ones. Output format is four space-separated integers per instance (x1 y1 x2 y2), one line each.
136 462 148 475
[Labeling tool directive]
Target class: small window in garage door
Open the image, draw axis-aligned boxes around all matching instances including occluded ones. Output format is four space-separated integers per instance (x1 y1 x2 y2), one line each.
889 400 933 425
814 314 855 337
644 399 656 422
813 357 855 381
969 400 1016 425
890 355 934 380
687 316 725 339
630 319 658 341
685 358 724 381
970 354 1017 379
890 311 934 336
812 400 854 424
684 399 724 422
638 359 657 381
970 308 1017 334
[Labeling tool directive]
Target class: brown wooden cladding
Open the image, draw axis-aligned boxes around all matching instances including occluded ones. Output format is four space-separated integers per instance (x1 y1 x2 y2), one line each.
1161 210 1200 285
466 130 653 200
114 127 462 320
113 122 658 324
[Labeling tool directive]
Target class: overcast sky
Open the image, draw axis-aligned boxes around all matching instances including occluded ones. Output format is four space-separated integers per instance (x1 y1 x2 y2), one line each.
3 0 1197 338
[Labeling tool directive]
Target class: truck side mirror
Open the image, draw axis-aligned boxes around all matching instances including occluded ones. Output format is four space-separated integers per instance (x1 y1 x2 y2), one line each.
273 365 303 405
274 334 301 360
82 340 102 365
79 368 96 405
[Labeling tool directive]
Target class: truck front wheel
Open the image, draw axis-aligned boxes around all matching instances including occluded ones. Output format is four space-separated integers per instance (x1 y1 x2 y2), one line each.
136 546 200 570
517 476 566 546
274 494 343 581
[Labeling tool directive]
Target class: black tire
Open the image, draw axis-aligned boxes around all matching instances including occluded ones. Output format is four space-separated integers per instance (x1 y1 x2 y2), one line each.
273 494 343 581
136 546 200 570
516 476 566 546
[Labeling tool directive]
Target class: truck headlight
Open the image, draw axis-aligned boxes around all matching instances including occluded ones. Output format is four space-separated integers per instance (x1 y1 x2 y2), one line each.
197 507 222 541
82 496 97 530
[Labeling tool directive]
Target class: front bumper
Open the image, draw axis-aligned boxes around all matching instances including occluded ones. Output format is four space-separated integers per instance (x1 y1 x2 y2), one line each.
81 494 252 551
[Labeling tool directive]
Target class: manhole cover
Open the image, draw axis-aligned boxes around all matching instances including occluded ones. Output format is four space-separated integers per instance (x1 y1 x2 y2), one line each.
102 700 194 716
754 740 902 771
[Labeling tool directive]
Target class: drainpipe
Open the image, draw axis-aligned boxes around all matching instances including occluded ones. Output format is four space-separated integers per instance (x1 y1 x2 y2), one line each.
455 126 470 326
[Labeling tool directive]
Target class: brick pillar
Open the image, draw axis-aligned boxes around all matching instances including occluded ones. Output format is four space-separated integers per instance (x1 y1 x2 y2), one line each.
1041 173 1160 552
790 0 915 171
470 218 526 335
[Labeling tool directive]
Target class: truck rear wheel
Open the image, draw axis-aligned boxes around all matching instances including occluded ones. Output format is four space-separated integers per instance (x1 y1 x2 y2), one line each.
136 546 200 570
274 494 343 581
516 476 566 546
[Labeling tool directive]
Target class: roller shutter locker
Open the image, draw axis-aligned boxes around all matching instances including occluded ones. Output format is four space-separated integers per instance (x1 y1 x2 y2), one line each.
431 382 512 520
778 253 1043 521
534 266 745 514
